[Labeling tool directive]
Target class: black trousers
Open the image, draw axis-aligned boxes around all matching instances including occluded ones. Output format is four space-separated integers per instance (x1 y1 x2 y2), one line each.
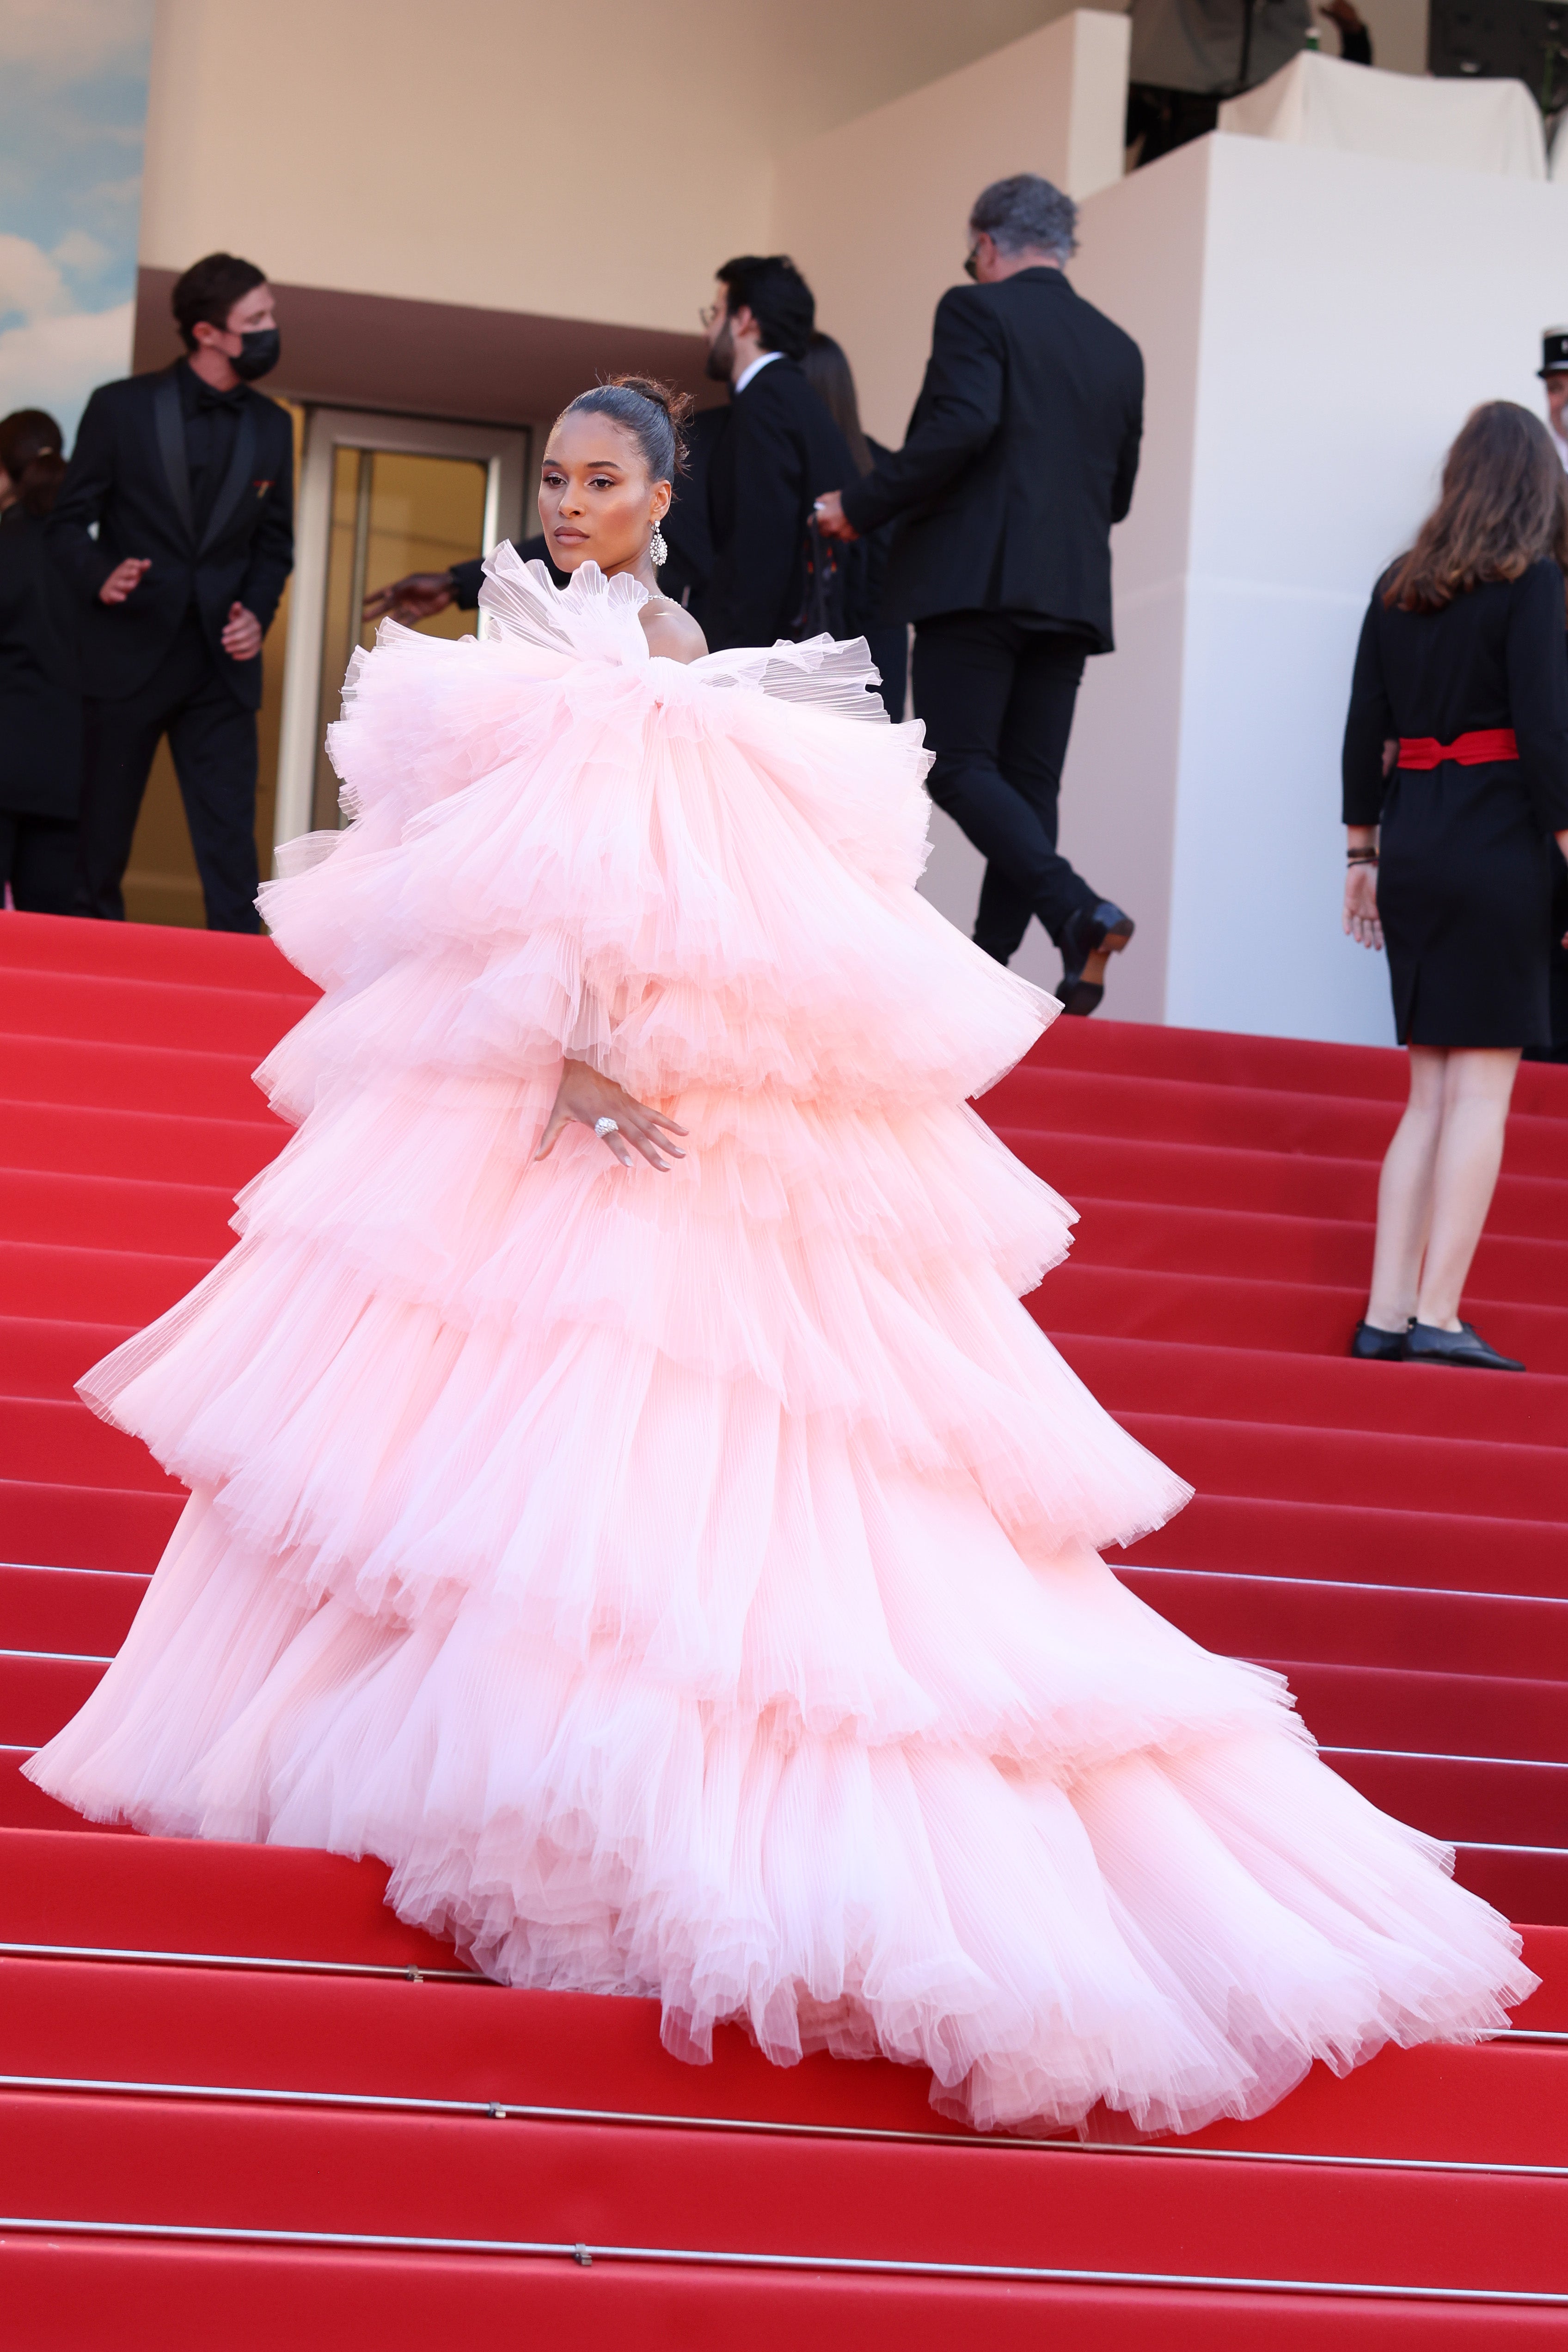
912 611 1099 963
864 622 908 723
0 811 78 915
76 611 260 932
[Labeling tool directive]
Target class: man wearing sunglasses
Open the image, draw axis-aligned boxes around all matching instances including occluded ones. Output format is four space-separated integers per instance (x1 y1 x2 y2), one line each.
814 175 1143 1014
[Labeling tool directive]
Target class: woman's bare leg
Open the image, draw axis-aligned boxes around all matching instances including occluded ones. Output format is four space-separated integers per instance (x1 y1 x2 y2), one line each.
1365 1047 1446 1332
1414 1047 1521 1330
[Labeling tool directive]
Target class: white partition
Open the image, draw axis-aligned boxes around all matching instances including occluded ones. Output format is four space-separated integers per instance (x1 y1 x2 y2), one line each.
1219 52 1545 178
949 132 1568 1041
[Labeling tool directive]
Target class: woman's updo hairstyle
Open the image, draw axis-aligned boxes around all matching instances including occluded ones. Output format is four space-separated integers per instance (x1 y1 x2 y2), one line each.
557 375 693 484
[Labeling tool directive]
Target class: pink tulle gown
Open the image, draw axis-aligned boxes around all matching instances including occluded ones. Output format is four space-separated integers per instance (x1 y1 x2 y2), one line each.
29 554 1534 2136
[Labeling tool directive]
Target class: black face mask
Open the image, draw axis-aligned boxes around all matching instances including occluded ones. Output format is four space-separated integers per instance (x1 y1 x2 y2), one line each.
231 326 281 382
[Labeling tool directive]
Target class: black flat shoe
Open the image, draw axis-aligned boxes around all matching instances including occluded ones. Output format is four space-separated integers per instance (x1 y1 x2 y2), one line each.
1350 1318 1409 1361
1403 1320 1525 1372
1056 900 1135 1018
1056 975 1105 1016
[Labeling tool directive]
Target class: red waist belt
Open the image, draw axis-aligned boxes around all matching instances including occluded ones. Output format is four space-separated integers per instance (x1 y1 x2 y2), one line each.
1397 729 1518 769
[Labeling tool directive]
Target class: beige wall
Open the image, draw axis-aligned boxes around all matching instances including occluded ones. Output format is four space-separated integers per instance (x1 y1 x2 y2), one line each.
141 0 1428 356
140 0 1099 336
770 10 1130 446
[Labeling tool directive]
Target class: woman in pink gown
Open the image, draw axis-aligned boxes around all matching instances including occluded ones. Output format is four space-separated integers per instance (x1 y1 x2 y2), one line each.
29 376 1533 2136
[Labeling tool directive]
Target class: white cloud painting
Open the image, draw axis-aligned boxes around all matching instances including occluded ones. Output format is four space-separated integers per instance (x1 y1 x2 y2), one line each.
0 0 154 448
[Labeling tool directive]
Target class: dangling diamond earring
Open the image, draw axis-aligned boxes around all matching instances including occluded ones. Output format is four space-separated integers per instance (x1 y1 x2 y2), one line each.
649 519 668 569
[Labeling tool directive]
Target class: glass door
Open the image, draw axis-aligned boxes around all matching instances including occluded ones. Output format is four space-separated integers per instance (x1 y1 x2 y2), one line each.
275 410 528 850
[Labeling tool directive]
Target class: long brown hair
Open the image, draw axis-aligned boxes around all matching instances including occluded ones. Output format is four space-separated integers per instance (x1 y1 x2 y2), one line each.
800 332 873 477
1384 401 1568 614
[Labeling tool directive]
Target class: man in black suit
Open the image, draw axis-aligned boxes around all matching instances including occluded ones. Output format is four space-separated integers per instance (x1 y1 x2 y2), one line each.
700 255 855 654
49 252 294 931
816 176 1143 1013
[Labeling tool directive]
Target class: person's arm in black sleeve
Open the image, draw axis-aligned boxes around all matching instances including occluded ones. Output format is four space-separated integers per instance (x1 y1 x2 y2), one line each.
1111 365 1145 525
236 431 294 633
717 397 807 647
1507 561 1568 833
45 387 119 600
1341 591 1395 825
840 291 1004 535
449 556 485 609
405 537 557 619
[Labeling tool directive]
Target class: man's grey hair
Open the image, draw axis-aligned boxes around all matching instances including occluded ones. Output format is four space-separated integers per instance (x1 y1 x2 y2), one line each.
968 173 1078 263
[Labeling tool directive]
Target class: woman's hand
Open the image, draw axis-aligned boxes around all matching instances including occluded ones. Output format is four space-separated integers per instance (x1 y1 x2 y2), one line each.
535 1059 687 1173
1343 862 1383 951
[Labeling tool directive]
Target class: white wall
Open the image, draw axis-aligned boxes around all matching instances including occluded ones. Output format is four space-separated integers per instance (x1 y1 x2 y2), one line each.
1058 131 1568 1042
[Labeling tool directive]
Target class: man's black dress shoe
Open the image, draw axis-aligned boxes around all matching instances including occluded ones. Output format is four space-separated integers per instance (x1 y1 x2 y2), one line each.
1350 1318 1409 1361
1056 900 1135 1017
1403 1320 1525 1372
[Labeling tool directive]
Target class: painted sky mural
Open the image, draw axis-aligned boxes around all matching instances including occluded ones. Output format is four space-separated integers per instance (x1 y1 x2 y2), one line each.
0 0 154 446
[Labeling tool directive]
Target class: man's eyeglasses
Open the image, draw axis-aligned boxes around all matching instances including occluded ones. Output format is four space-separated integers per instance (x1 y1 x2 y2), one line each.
699 300 723 329
963 243 983 282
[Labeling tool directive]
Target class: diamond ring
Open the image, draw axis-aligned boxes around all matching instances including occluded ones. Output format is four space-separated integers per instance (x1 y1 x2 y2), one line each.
594 1117 620 1139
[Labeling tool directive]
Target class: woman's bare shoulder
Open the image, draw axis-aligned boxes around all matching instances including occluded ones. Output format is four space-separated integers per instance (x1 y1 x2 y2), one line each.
640 597 708 665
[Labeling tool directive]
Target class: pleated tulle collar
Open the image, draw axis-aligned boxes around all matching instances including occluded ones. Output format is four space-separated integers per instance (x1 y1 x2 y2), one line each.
471 538 892 725
478 548 653 668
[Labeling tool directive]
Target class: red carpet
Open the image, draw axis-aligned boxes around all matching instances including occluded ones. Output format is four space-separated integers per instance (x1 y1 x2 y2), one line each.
1 908 1565 2342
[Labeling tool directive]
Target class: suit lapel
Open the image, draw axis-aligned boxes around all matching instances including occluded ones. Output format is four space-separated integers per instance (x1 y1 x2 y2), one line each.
153 371 194 542
199 403 257 556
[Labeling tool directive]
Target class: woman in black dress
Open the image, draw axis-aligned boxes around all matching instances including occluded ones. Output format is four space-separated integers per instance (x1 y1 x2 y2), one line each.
1342 402 1568 1370
0 409 83 914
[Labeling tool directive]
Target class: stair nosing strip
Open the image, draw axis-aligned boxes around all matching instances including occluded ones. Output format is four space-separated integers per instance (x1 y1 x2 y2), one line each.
0 1165 237 1202
1115 1408 1568 1463
0 1940 482 1982
1452 1841 1568 1859
2 2070 1566 2176
0 1093 280 1132
0 1562 148 1581
1123 1565 1568 1612
0 2213 1563 2304
0 1646 115 1666
3 1562 1560 1615
1063 1186 1568 1249
1319 1745 1568 1772
17 1735 1568 1777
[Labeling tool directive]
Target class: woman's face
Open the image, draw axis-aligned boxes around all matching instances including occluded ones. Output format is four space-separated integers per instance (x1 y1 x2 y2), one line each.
538 413 671 577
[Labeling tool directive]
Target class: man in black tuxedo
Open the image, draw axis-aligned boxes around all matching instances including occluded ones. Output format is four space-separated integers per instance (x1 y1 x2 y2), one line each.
700 255 855 654
816 176 1143 1013
49 252 294 931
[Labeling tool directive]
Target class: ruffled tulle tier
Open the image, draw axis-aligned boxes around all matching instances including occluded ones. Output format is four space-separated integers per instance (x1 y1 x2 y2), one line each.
33 1492 1531 2138
81 1059 1188 1613
28 555 1536 2136
257 579 1047 1117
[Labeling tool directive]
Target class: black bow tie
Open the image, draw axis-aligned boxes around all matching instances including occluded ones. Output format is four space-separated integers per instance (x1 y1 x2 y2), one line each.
192 380 246 414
